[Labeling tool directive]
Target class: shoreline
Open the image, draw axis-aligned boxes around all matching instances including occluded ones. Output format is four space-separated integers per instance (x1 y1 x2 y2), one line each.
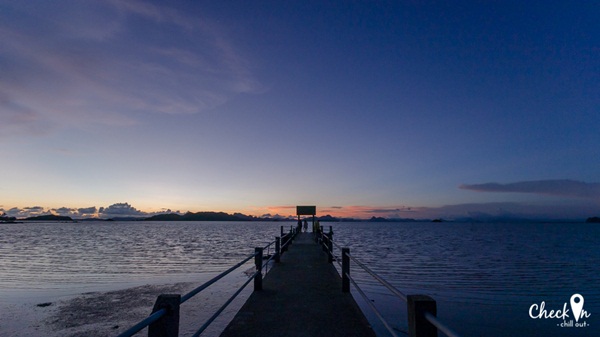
0 278 253 337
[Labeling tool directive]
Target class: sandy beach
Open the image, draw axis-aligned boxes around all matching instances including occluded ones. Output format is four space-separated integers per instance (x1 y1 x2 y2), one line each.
1 282 251 337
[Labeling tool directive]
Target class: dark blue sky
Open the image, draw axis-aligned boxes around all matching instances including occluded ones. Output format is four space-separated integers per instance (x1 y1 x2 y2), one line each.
1 1 599 219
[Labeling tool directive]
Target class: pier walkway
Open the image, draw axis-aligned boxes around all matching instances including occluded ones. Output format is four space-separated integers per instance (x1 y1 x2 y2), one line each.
219 232 376 337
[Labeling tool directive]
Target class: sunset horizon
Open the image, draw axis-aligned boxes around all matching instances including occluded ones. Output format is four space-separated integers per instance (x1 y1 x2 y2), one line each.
3 176 600 220
2 1 598 221
2 2 599 335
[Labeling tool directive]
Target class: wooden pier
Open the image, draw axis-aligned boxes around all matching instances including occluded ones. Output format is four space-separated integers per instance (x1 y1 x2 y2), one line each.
118 205 458 337
219 232 376 337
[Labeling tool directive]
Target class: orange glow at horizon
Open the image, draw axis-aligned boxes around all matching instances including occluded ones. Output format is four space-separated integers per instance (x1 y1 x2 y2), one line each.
246 205 421 219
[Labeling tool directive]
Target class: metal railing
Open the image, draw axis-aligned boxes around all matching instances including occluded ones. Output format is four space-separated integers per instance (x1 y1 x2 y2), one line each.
117 226 298 337
315 227 462 337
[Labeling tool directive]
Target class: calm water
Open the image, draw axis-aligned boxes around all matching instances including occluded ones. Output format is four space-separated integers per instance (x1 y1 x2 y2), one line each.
1 221 598 336
331 222 600 337
0 221 285 298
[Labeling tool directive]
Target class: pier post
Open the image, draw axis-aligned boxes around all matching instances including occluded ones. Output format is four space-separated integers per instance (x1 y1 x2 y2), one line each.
275 237 281 263
317 227 323 245
327 232 333 263
282 233 288 252
281 225 284 237
254 247 263 291
148 294 181 337
407 295 437 337
342 248 350 292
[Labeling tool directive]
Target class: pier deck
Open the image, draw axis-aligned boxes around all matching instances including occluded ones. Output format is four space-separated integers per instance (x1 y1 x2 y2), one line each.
220 232 376 337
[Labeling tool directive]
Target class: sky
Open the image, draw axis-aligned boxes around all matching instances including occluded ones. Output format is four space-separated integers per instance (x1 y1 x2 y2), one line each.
1 1 599 220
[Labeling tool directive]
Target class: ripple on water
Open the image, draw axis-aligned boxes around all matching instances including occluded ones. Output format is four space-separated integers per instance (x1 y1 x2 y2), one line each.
1 221 599 337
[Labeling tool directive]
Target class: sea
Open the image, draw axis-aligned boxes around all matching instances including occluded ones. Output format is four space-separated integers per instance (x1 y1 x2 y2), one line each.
0 221 598 337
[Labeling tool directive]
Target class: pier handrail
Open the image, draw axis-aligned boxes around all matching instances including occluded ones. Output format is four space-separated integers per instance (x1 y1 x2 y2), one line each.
261 239 276 268
116 251 258 337
180 252 256 304
262 239 276 250
117 308 168 337
317 227 462 337
346 252 407 302
191 269 260 336
346 270 400 337
117 225 298 337
424 311 462 337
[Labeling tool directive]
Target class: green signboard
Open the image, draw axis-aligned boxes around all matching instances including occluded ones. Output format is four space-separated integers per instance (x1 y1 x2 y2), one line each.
296 206 316 216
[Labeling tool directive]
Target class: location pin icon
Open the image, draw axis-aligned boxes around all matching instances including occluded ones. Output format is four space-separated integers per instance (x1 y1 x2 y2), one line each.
570 294 584 322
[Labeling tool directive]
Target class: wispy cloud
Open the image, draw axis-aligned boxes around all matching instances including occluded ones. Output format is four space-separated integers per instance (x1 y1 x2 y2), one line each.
459 179 600 199
0 93 48 138
0 1 261 138
108 0 198 31
315 205 416 219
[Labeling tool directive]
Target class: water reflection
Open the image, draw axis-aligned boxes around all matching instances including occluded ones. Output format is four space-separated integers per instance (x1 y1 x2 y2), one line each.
331 222 600 336
0 221 285 292
1 221 598 336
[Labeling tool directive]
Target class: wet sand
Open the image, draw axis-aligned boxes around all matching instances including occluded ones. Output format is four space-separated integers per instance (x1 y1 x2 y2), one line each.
1 280 252 337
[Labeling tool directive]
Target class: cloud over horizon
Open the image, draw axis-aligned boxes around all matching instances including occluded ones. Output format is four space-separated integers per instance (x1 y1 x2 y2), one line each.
2 200 597 221
99 203 145 217
460 179 600 200
1 202 179 219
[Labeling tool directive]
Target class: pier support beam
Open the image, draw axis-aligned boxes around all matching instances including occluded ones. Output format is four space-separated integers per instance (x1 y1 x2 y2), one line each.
254 247 263 291
327 232 333 263
342 247 350 292
275 237 281 263
148 294 181 337
407 295 437 337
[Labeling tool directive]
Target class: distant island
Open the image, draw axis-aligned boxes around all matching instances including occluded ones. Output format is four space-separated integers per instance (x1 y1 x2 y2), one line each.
146 211 254 222
2 211 595 223
144 212 373 222
25 215 75 222
0 212 18 223
2 213 74 222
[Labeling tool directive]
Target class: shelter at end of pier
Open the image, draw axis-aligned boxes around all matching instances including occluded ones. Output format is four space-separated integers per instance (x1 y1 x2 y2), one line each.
296 205 316 225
